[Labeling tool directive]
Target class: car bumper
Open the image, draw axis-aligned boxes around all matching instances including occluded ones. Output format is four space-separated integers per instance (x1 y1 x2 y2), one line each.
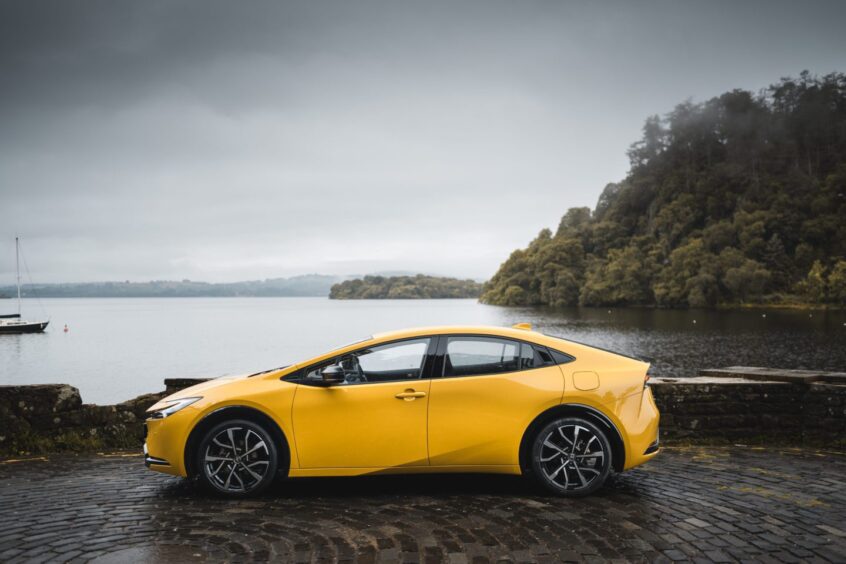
143 414 193 477
623 386 661 470
143 441 171 469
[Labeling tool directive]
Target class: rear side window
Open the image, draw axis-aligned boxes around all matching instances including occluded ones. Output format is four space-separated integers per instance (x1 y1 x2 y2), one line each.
520 343 552 369
444 337 520 377
549 348 575 365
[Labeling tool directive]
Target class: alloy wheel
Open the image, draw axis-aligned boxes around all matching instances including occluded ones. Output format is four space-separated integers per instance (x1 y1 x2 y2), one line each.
537 423 606 492
203 426 271 493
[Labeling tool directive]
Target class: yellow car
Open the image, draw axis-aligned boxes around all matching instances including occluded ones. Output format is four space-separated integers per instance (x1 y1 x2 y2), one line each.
144 324 660 497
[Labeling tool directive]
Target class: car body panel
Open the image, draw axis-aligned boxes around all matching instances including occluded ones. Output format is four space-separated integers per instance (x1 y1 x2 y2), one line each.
291 379 431 468
427 365 565 466
145 377 299 476
144 325 659 479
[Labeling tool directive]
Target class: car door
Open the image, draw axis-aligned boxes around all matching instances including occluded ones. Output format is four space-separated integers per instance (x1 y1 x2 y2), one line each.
427 335 566 467
292 337 434 469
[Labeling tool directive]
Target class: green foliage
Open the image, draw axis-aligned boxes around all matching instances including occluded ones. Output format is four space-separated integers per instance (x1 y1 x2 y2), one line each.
799 261 828 302
580 244 656 306
482 231 585 306
330 275 482 299
828 260 846 305
482 72 846 308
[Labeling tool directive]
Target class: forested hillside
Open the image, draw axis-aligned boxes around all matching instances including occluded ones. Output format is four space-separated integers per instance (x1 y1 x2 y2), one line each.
330 275 482 299
482 72 846 308
1 275 346 298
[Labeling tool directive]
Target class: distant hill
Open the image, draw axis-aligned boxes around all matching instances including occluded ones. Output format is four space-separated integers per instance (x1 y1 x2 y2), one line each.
0 274 348 298
482 72 846 308
330 275 482 299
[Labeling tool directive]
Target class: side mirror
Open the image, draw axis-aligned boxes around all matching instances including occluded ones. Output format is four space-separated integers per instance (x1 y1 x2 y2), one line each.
320 364 345 385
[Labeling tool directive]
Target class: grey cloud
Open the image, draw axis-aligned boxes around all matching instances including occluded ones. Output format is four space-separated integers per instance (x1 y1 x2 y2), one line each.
1 0 845 282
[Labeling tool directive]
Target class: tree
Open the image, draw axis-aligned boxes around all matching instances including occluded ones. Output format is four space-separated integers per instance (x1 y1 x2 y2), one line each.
330 275 482 300
481 72 846 308
723 259 771 301
827 260 846 305
761 234 791 289
653 239 719 307
800 261 828 302
580 246 656 306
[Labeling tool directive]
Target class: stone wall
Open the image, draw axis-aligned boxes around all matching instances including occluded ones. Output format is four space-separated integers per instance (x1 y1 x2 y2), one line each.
650 367 845 448
0 384 170 456
650 377 845 448
1 369 843 457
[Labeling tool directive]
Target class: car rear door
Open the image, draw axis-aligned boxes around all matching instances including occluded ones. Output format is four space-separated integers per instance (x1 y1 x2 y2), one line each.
427 335 566 467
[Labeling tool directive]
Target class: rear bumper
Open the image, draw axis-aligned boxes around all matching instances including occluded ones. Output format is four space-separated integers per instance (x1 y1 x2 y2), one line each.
644 434 660 455
623 386 661 470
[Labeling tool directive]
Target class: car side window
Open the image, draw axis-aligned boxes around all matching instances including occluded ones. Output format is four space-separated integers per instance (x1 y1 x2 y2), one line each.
548 348 575 365
443 337 520 377
304 338 431 385
520 343 553 369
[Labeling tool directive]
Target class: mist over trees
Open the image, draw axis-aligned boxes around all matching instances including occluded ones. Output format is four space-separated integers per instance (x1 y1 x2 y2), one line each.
330 275 482 299
482 72 846 308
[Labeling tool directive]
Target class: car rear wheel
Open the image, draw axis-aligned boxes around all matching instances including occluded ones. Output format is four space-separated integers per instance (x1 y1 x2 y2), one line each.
530 416 612 497
195 419 278 497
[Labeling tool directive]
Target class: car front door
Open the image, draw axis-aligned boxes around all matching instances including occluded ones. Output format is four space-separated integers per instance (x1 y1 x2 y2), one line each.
292 337 434 469
427 335 567 467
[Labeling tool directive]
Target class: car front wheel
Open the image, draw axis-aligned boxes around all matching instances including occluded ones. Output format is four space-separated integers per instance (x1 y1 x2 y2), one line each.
530 416 612 497
195 419 278 497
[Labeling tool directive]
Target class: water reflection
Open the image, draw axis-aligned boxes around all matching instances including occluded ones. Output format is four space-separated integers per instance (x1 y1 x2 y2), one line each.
518 306 846 378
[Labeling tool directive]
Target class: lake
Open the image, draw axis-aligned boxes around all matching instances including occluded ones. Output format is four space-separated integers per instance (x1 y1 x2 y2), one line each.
1 297 844 404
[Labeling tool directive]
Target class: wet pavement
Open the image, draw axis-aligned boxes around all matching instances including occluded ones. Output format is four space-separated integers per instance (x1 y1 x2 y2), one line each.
0 446 844 563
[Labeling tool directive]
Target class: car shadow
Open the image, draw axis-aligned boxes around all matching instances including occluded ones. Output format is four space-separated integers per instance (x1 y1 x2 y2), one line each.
154 471 642 501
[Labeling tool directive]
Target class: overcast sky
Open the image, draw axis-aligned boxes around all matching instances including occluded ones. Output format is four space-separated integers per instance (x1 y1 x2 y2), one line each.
1 0 844 283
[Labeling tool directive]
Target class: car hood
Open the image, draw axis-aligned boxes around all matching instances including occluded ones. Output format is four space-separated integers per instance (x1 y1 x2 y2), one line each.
146 373 250 413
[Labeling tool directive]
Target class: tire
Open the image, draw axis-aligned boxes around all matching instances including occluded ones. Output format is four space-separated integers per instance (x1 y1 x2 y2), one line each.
530 416 612 497
195 419 278 497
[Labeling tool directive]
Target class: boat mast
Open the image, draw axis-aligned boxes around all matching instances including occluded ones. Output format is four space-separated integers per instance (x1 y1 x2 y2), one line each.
15 236 21 316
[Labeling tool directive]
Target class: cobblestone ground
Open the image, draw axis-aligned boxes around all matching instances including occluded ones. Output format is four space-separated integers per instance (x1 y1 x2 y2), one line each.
0 446 844 563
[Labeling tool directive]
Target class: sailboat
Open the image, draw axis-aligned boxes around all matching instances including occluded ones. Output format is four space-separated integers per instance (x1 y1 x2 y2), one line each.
0 237 49 334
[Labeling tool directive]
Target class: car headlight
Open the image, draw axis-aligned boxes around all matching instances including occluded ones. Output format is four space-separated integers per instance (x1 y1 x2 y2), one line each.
149 397 202 419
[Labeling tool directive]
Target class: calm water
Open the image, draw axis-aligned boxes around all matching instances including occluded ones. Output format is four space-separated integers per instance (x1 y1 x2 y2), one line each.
1 298 844 404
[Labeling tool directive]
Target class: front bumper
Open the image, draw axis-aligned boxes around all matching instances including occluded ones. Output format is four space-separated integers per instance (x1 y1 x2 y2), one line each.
143 441 170 468
143 413 193 477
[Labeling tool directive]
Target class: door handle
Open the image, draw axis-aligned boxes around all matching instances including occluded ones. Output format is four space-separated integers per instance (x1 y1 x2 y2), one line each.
395 390 427 400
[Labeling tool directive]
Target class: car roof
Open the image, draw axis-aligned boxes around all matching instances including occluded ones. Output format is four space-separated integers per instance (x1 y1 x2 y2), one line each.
371 324 545 342
269 324 648 378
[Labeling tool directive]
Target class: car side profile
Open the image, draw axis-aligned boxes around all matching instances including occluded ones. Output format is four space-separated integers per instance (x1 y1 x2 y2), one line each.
144 324 660 497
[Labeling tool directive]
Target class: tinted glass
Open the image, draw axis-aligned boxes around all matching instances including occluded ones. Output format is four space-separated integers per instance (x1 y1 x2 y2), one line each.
520 343 550 369
549 348 575 364
535 346 554 365
444 337 520 377
305 338 430 384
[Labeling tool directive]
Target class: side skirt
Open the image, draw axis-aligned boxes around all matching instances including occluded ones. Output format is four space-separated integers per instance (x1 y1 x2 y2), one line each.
288 465 522 478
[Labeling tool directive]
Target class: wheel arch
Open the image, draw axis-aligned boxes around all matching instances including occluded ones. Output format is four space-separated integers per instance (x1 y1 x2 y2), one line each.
184 405 291 479
519 403 626 474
